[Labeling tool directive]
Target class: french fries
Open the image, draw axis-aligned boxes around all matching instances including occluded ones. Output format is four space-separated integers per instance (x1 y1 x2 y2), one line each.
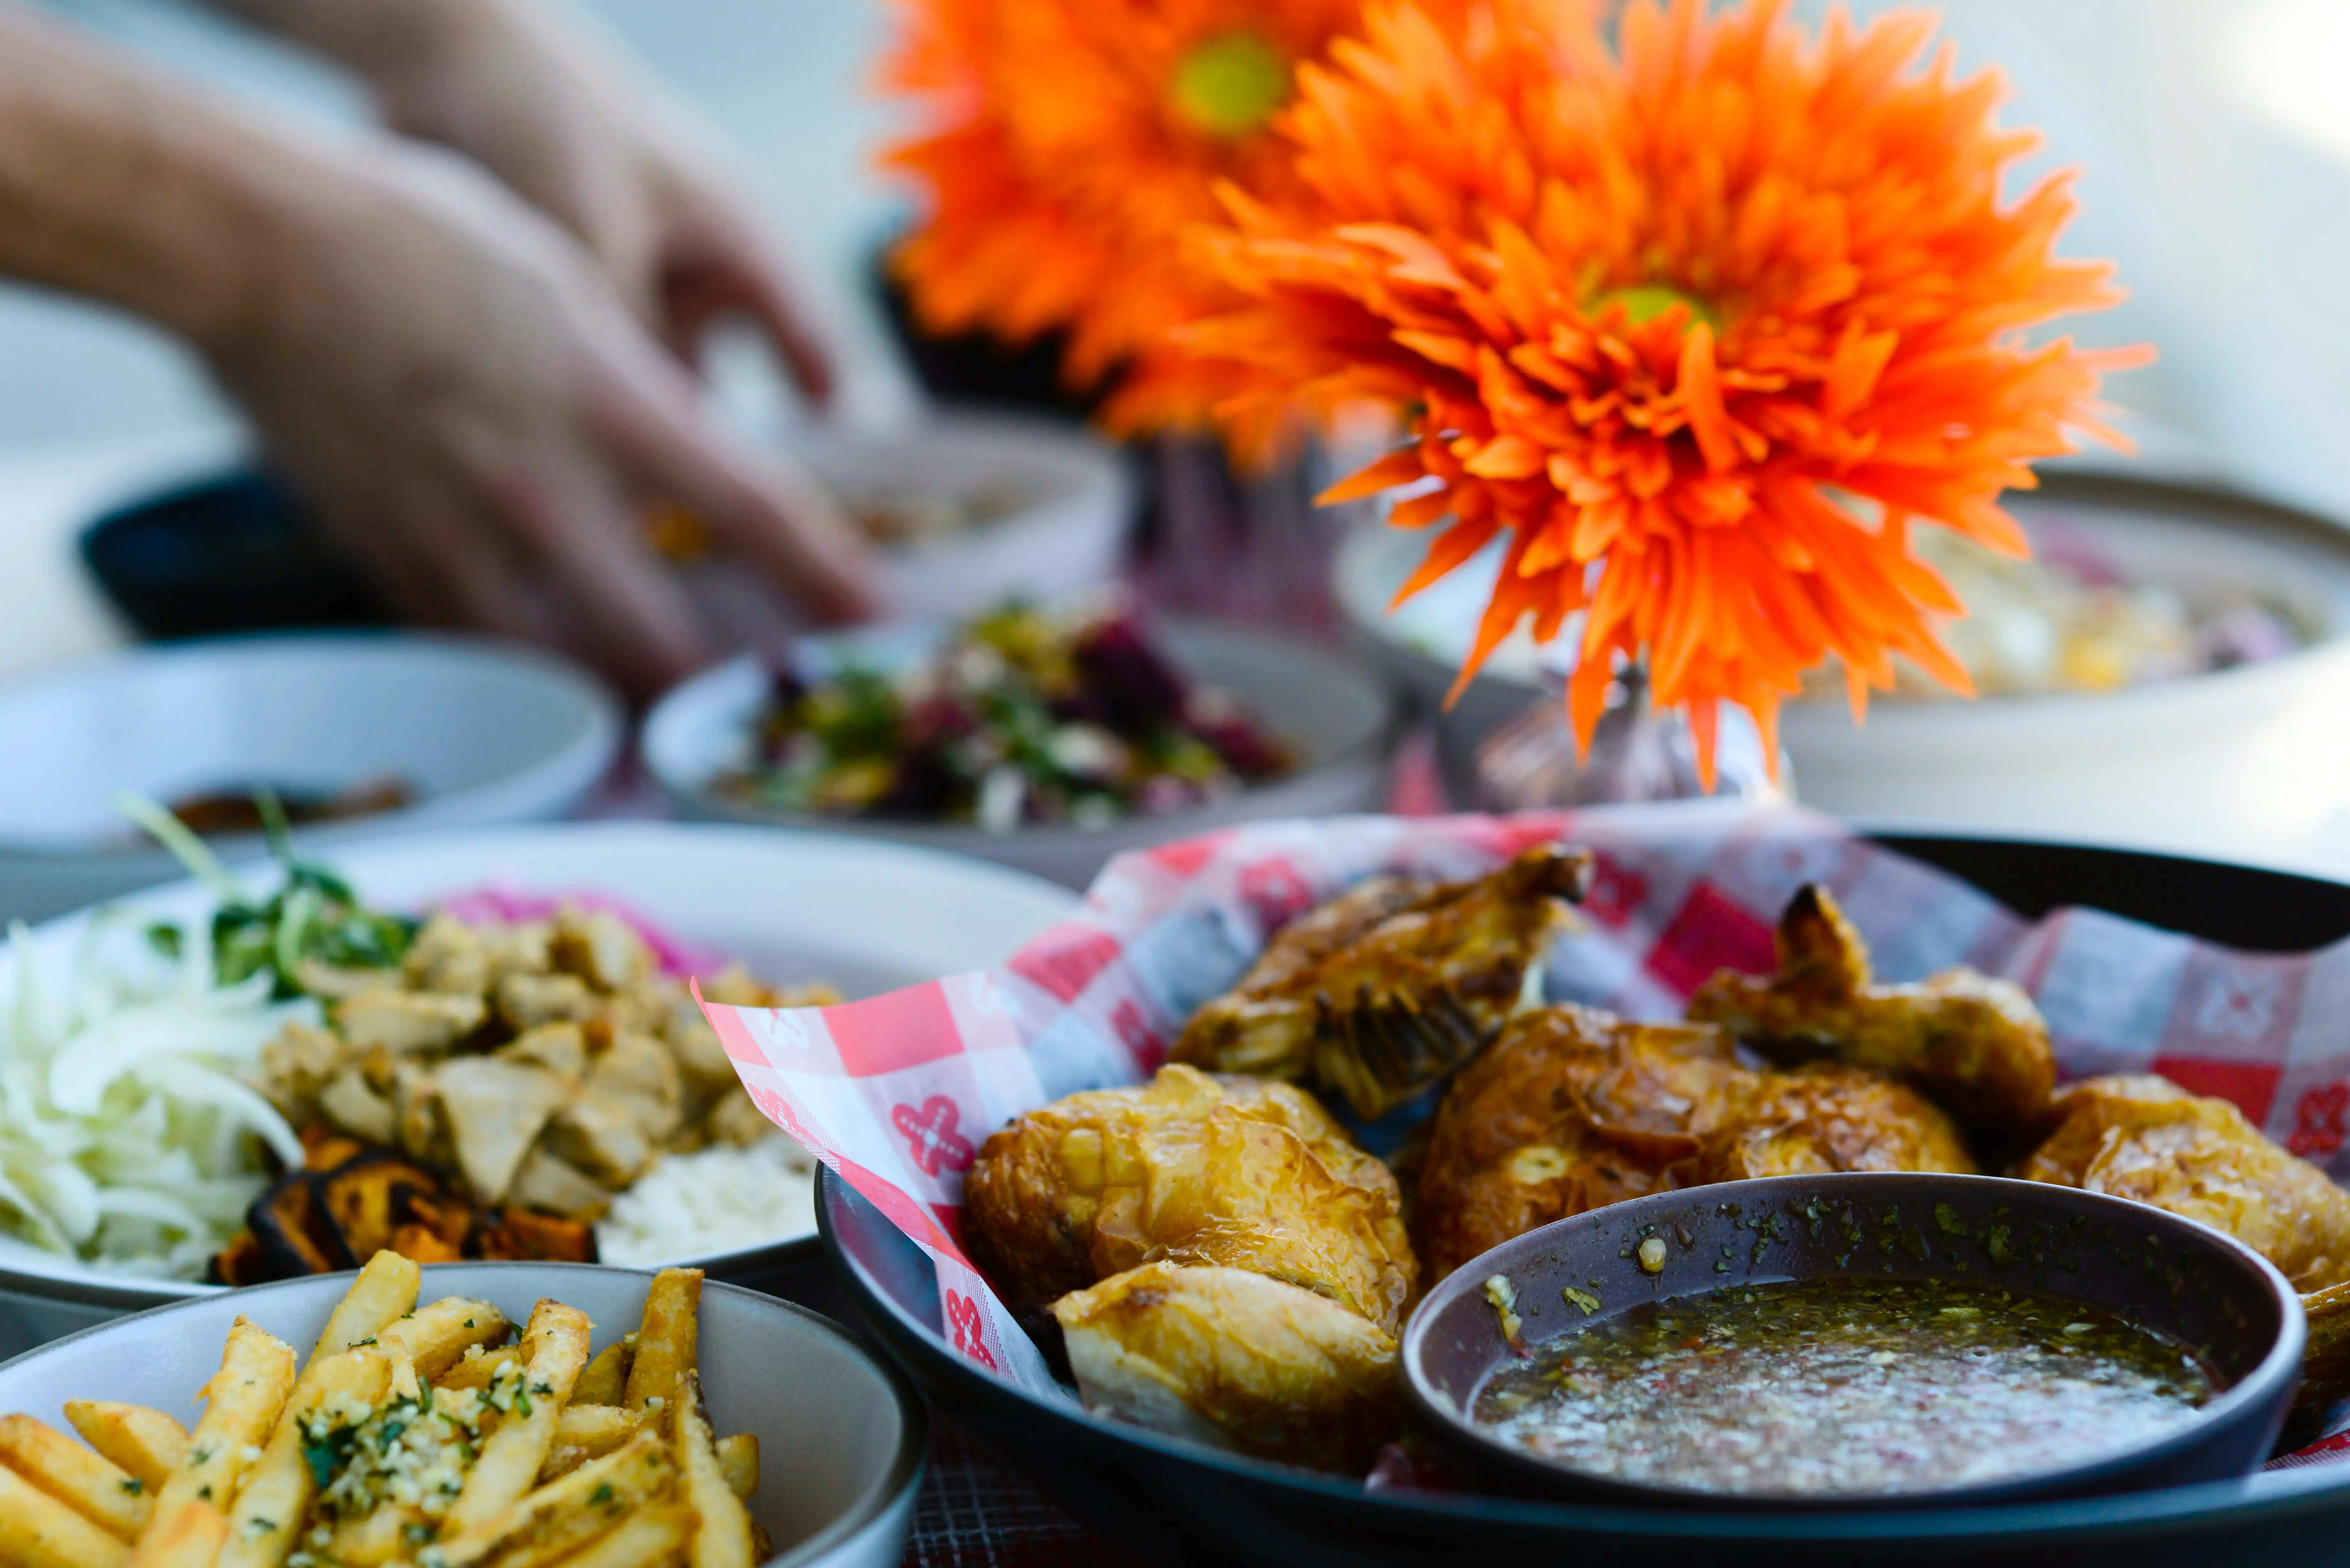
2 1257 766 1568
375 1298 508 1398
220 1349 391 1568
671 1373 754 1568
623 1270 701 1413
125 1503 226 1568
443 1300 592 1535
0 1411 153 1540
0 1459 131 1568
572 1340 632 1407
62 1404 185 1493
713 1434 757 1503
139 1316 295 1550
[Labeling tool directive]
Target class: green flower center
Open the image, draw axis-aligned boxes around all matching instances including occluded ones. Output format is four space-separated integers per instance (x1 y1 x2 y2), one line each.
1592 284 1721 330
1171 33 1290 138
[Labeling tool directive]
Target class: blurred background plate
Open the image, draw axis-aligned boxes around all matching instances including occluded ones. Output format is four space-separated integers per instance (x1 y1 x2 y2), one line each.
643 618 1397 889
0 633 624 923
1336 471 2350 872
0 821 1079 1352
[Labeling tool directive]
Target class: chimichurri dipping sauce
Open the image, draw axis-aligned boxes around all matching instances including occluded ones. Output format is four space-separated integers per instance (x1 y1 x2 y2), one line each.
1473 1277 2214 1497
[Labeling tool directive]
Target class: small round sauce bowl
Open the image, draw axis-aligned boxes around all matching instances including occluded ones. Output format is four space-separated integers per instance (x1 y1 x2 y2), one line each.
1402 1173 2306 1510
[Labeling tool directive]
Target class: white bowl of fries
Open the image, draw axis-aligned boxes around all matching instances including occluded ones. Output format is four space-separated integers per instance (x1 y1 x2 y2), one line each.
0 1254 924 1568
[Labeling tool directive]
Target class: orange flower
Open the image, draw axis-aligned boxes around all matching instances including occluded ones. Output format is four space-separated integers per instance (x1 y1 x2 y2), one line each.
879 0 1461 432
1193 0 2148 783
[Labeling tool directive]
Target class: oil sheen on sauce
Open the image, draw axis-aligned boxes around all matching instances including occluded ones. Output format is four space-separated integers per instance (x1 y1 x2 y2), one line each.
1473 1277 2214 1496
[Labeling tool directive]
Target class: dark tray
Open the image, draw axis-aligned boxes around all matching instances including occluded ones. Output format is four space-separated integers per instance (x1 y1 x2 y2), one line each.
818 833 2350 1568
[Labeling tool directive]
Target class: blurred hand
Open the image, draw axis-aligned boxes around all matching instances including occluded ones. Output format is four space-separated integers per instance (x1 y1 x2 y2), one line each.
369 0 833 395
208 141 875 698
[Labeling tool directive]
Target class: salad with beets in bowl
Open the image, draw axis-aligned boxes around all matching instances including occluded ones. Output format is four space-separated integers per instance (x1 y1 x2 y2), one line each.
719 600 1294 832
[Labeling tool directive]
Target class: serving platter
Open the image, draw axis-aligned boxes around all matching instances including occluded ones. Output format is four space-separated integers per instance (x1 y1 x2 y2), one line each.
819 833 2350 1567
0 822 1079 1350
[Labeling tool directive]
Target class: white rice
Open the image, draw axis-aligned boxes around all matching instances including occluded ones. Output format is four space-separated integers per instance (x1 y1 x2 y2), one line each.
594 1134 820 1266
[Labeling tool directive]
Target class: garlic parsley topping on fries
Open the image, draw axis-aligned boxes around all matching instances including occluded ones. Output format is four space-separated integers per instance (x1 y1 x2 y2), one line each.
0 1255 764 1568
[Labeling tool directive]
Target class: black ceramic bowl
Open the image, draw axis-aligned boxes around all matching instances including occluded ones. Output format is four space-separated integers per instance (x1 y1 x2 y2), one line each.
819 834 2350 1568
1403 1172 2304 1510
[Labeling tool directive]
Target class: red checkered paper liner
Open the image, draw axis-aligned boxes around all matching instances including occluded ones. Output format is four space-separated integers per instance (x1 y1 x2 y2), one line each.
698 803 2350 1459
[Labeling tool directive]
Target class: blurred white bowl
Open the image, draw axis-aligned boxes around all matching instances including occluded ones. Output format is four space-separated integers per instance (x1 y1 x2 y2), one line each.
644 619 1398 889
685 413 1136 647
0 823 1079 1351
0 634 623 923
0 1262 924 1568
1337 472 2350 862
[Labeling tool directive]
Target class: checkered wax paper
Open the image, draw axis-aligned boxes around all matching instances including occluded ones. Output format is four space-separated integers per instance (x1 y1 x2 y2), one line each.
698 803 2350 1457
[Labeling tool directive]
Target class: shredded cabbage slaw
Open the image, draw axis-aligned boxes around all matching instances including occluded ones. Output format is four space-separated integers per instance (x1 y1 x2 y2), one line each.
0 909 308 1279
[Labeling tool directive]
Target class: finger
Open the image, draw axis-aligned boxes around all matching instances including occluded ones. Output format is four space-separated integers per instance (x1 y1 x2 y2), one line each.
481 457 715 698
659 219 835 402
584 367 881 626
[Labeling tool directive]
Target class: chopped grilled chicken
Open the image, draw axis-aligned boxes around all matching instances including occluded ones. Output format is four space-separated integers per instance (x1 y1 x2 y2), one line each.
317 1067 398 1147
1053 1262 1399 1472
497 1021 589 1082
337 989 487 1055
433 1058 574 1202
1172 843 1594 1119
549 908 652 991
507 1144 613 1220
1688 883 2055 1128
964 1064 1414 1332
545 1093 658 1187
496 970 599 1030
403 912 494 998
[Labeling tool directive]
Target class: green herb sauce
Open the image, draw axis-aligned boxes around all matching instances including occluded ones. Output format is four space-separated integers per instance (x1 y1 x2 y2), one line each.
1474 1276 2213 1496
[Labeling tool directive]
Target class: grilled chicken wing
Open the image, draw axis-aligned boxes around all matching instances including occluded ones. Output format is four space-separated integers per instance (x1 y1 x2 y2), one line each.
1413 1005 1977 1281
2017 1074 2350 1292
1171 843 1594 1119
1688 884 2055 1128
962 1065 1414 1332
1052 1262 1399 1472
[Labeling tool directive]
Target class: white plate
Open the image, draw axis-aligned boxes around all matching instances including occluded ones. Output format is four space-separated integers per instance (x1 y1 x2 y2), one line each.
644 618 1399 889
0 823 1079 1343
0 633 624 923
0 1263 924 1568
682 412 1138 647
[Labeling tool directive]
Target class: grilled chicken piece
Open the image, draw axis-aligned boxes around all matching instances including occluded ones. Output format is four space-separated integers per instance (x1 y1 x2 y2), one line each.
2018 1074 2350 1292
1688 884 2055 1128
1697 1061 1974 1183
1412 1006 1755 1281
1053 1262 1399 1472
336 989 488 1056
1413 1005 1977 1282
963 1064 1414 1332
433 1058 574 1203
1171 843 1594 1119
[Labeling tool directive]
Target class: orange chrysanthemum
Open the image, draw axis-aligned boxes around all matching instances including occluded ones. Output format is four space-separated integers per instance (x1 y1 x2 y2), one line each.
880 0 1478 432
1192 0 2148 782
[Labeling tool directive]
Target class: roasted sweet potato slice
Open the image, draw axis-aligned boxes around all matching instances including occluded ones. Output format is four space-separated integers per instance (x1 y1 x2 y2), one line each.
473 1206 598 1263
208 1229 270 1286
391 1222 466 1263
317 1149 446 1259
250 1167 356 1277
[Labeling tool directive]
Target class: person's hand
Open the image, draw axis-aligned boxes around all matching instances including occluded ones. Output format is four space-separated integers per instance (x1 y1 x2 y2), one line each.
366 0 833 395
207 140 876 697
